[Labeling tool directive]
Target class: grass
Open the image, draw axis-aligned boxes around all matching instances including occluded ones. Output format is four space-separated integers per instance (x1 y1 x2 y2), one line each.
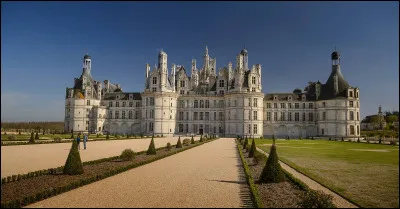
255 139 399 208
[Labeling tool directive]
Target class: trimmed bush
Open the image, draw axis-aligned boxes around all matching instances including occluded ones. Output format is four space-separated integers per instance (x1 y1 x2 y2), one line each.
167 142 171 151
63 139 84 175
176 137 183 148
390 140 397 145
248 138 256 158
7 135 16 140
120 149 135 161
29 132 35 143
183 138 190 146
259 144 285 183
243 137 249 150
357 137 360 143
18 130 21 135
299 190 336 208
191 136 195 144
146 137 157 155
106 133 110 139
70 130 74 139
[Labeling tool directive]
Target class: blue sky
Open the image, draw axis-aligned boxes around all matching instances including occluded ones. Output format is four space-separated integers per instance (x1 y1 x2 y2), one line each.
1 1 398 122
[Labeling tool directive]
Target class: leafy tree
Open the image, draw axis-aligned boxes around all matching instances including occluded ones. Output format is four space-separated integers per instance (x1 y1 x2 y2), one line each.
147 137 157 155
248 138 256 158
259 144 285 183
386 115 398 124
63 139 84 175
191 136 195 144
176 136 182 148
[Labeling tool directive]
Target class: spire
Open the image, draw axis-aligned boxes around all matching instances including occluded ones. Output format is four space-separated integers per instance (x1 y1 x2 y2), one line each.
205 45 208 56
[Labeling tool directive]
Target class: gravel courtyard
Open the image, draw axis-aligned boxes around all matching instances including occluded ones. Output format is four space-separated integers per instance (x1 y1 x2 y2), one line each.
1 136 201 178
26 138 246 208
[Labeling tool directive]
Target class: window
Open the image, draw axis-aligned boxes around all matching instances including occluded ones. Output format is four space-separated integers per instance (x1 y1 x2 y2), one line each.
322 128 324 135
267 112 271 121
194 112 198 120
115 111 119 119
357 112 359 121
288 103 292 109
153 77 157 84
280 103 285 108
253 124 257 134
266 103 271 108
274 103 277 108
129 111 133 119
219 100 224 108
200 112 204 120
179 124 184 133
205 100 209 108
122 111 125 119
149 122 154 131
322 112 326 120
152 87 157 92
150 97 154 106
219 80 224 87
252 76 256 84
179 112 184 120
253 111 257 120
248 124 251 134
116 102 119 107
205 112 209 120
249 111 251 120
214 112 217 120
280 112 285 121
295 112 299 121
356 92 359 98
302 103 306 109
150 110 154 119
179 100 185 108
136 102 140 107
248 98 252 106
350 125 355 135
219 112 224 120
357 102 359 108
252 88 256 92
200 100 204 108
309 113 313 121
302 112 305 121
109 102 113 107
87 100 90 105
219 90 224 95
273 112 277 121
194 100 198 108
253 98 258 107
295 103 299 109
129 102 133 107
122 102 126 107
350 111 354 120
288 112 292 121
180 80 185 87
357 125 360 135
308 103 313 109
186 112 188 120
179 90 185 95
109 111 113 119
349 91 353 97
322 102 326 107
349 101 353 107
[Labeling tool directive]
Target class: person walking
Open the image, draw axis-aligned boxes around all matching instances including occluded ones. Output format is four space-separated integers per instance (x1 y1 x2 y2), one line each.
76 133 81 150
83 134 88 150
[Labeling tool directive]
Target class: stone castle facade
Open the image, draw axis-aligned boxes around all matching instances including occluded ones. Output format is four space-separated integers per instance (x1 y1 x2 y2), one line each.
65 47 360 138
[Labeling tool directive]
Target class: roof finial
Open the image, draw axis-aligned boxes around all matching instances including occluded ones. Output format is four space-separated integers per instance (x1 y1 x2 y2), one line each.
205 45 208 55
334 46 336 51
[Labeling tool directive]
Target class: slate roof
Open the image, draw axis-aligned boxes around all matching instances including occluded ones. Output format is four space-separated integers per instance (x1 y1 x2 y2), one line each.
319 67 350 100
103 92 142 100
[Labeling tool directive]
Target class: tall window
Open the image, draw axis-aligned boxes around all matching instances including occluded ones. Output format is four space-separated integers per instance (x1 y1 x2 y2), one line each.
350 91 353 97
109 101 113 107
122 111 126 119
205 100 210 108
308 103 313 109
274 103 277 108
248 124 251 134
205 112 209 120
266 103 271 108
288 112 292 121
180 80 185 87
153 77 157 84
302 103 306 109
295 103 299 109
274 112 277 121
249 111 251 120
309 112 313 121
129 102 133 107
357 112 359 121
350 111 354 120
194 100 199 108
200 100 204 108
350 101 354 107
288 103 292 109
200 112 204 120
253 98 258 107
253 124 257 134
87 100 90 105
136 102 140 107
248 98 252 106
252 76 256 84
219 80 224 87
149 122 154 131
116 102 119 107
122 102 126 107
280 103 285 108
302 112 305 121
219 112 223 120
194 112 198 120
254 111 257 120
115 111 119 119
214 112 217 120
295 112 299 121
129 111 133 119
322 112 326 120
109 111 113 119
266 112 271 121
150 97 154 106
280 112 285 121
135 111 139 119
350 125 355 135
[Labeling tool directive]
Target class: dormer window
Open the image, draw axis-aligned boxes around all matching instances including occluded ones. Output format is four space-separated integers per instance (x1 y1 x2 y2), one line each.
153 77 157 85
116 96 119 100
274 96 277 100
129 94 133 100
252 76 256 84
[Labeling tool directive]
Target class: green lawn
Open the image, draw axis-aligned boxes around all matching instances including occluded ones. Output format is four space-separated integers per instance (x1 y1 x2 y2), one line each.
255 139 399 208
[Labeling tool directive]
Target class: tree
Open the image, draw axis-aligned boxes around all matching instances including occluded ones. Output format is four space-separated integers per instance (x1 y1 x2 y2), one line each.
259 144 285 183
248 138 256 158
176 136 182 148
63 139 84 175
35 132 39 140
29 132 35 143
146 137 157 155
386 115 398 124
191 136 195 144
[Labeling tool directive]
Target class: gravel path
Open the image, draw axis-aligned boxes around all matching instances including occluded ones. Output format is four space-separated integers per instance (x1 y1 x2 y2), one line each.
1 136 201 178
256 147 358 208
27 138 249 208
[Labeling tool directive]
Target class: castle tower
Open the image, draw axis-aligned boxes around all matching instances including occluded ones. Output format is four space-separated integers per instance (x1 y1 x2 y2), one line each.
158 50 168 91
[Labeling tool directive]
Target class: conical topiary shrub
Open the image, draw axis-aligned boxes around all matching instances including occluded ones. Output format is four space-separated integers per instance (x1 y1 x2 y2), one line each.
63 139 84 175
259 144 285 183
191 136 195 144
29 132 35 143
199 135 203 142
176 136 182 148
147 137 157 155
106 133 110 139
71 130 74 139
243 137 248 150
249 138 256 158
35 132 39 140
